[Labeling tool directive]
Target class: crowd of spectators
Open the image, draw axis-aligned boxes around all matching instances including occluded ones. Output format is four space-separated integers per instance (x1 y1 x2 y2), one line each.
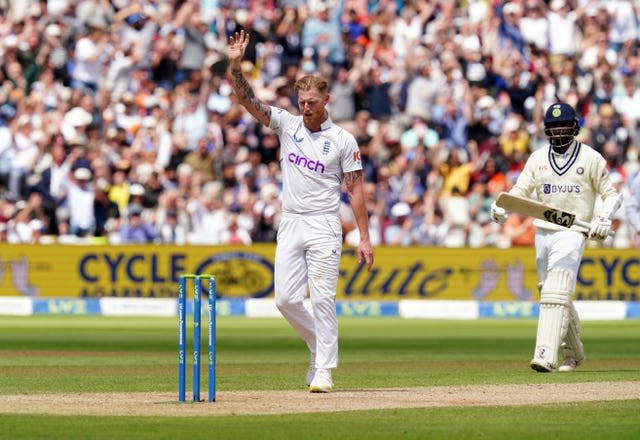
0 0 639 249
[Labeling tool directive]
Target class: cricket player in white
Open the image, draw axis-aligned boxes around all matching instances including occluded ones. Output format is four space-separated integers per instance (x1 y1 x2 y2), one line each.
625 172 640 236
227 30 374 392
491 102 622 372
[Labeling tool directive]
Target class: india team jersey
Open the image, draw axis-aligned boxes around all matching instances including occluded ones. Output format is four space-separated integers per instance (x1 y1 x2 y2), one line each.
510 141 617 231
269 107 362 215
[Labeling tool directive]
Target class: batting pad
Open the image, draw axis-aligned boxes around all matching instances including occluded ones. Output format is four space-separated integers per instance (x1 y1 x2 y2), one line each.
532 269 573 370
561 302 585 363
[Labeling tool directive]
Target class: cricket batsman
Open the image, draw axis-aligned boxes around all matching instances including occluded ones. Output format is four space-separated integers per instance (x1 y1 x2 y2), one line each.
490 102 622 372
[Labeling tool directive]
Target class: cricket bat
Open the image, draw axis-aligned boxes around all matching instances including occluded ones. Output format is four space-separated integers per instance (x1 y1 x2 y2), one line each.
495 192 598 232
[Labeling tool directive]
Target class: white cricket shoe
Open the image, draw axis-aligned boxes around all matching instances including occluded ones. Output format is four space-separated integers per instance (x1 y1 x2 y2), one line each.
305 353 316 386
558 357 581 372
558 357 577 372
530 358 556 373
309 368 333 393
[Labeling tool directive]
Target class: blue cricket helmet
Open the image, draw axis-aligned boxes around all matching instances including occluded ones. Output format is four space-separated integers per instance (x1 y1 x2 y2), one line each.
543 102 579 149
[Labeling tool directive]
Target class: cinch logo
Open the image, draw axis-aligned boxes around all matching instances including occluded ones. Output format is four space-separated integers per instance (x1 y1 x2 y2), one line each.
288 152 326 173
353 151 361 162
543 184 580 194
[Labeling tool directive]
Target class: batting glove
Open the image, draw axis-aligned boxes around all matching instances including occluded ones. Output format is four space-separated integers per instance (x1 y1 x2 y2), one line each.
490 201 508 225
589 216 612 241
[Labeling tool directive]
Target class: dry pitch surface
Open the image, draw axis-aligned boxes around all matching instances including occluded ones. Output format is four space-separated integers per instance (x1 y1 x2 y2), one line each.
1 381 639 416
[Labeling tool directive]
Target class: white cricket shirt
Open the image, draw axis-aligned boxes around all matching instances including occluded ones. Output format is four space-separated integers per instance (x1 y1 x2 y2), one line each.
625 172 640 233
270 107 362 215
510 141 618 231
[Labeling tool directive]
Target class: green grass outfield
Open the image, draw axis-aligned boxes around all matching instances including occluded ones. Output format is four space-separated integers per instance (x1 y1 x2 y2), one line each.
0 316 639 439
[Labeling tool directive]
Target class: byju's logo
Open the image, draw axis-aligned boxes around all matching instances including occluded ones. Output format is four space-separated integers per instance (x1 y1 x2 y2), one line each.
543 184 580 194
288 153 326 173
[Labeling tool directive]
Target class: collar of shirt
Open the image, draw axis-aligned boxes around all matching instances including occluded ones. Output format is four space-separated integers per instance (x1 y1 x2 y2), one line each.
550 140 577 159
320 115 334 131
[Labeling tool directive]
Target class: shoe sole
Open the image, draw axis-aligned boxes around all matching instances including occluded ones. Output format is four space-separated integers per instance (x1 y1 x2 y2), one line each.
309 381 333 393
530 362 555 373
309 386 331 393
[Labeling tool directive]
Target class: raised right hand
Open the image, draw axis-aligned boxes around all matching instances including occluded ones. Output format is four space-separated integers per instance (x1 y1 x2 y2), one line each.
227 30 249 68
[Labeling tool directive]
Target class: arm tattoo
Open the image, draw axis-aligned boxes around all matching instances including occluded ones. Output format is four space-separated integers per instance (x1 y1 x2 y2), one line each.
344 170 362 190
231 69 270 121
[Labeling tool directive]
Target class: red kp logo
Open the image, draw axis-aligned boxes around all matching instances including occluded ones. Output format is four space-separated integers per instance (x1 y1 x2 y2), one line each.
353 151 361 161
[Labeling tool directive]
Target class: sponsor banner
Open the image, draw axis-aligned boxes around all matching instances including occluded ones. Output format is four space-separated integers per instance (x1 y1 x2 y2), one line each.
1 297 639 319
245 298 312 318
245 298 282 318
214 299 247 317
1 244 639 301
478 302 538 319
399 300 479 320
33 298 101 315
0 297 32 316
574 301 627 320
0 244 276 299
478 301 629 320
626 302 640 319
100 298 175 317
336 301 399 317
176 298 246 317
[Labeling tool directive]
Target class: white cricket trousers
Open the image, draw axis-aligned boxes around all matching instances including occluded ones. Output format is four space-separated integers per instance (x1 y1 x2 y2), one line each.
274 212 343 369
535 229 586 285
